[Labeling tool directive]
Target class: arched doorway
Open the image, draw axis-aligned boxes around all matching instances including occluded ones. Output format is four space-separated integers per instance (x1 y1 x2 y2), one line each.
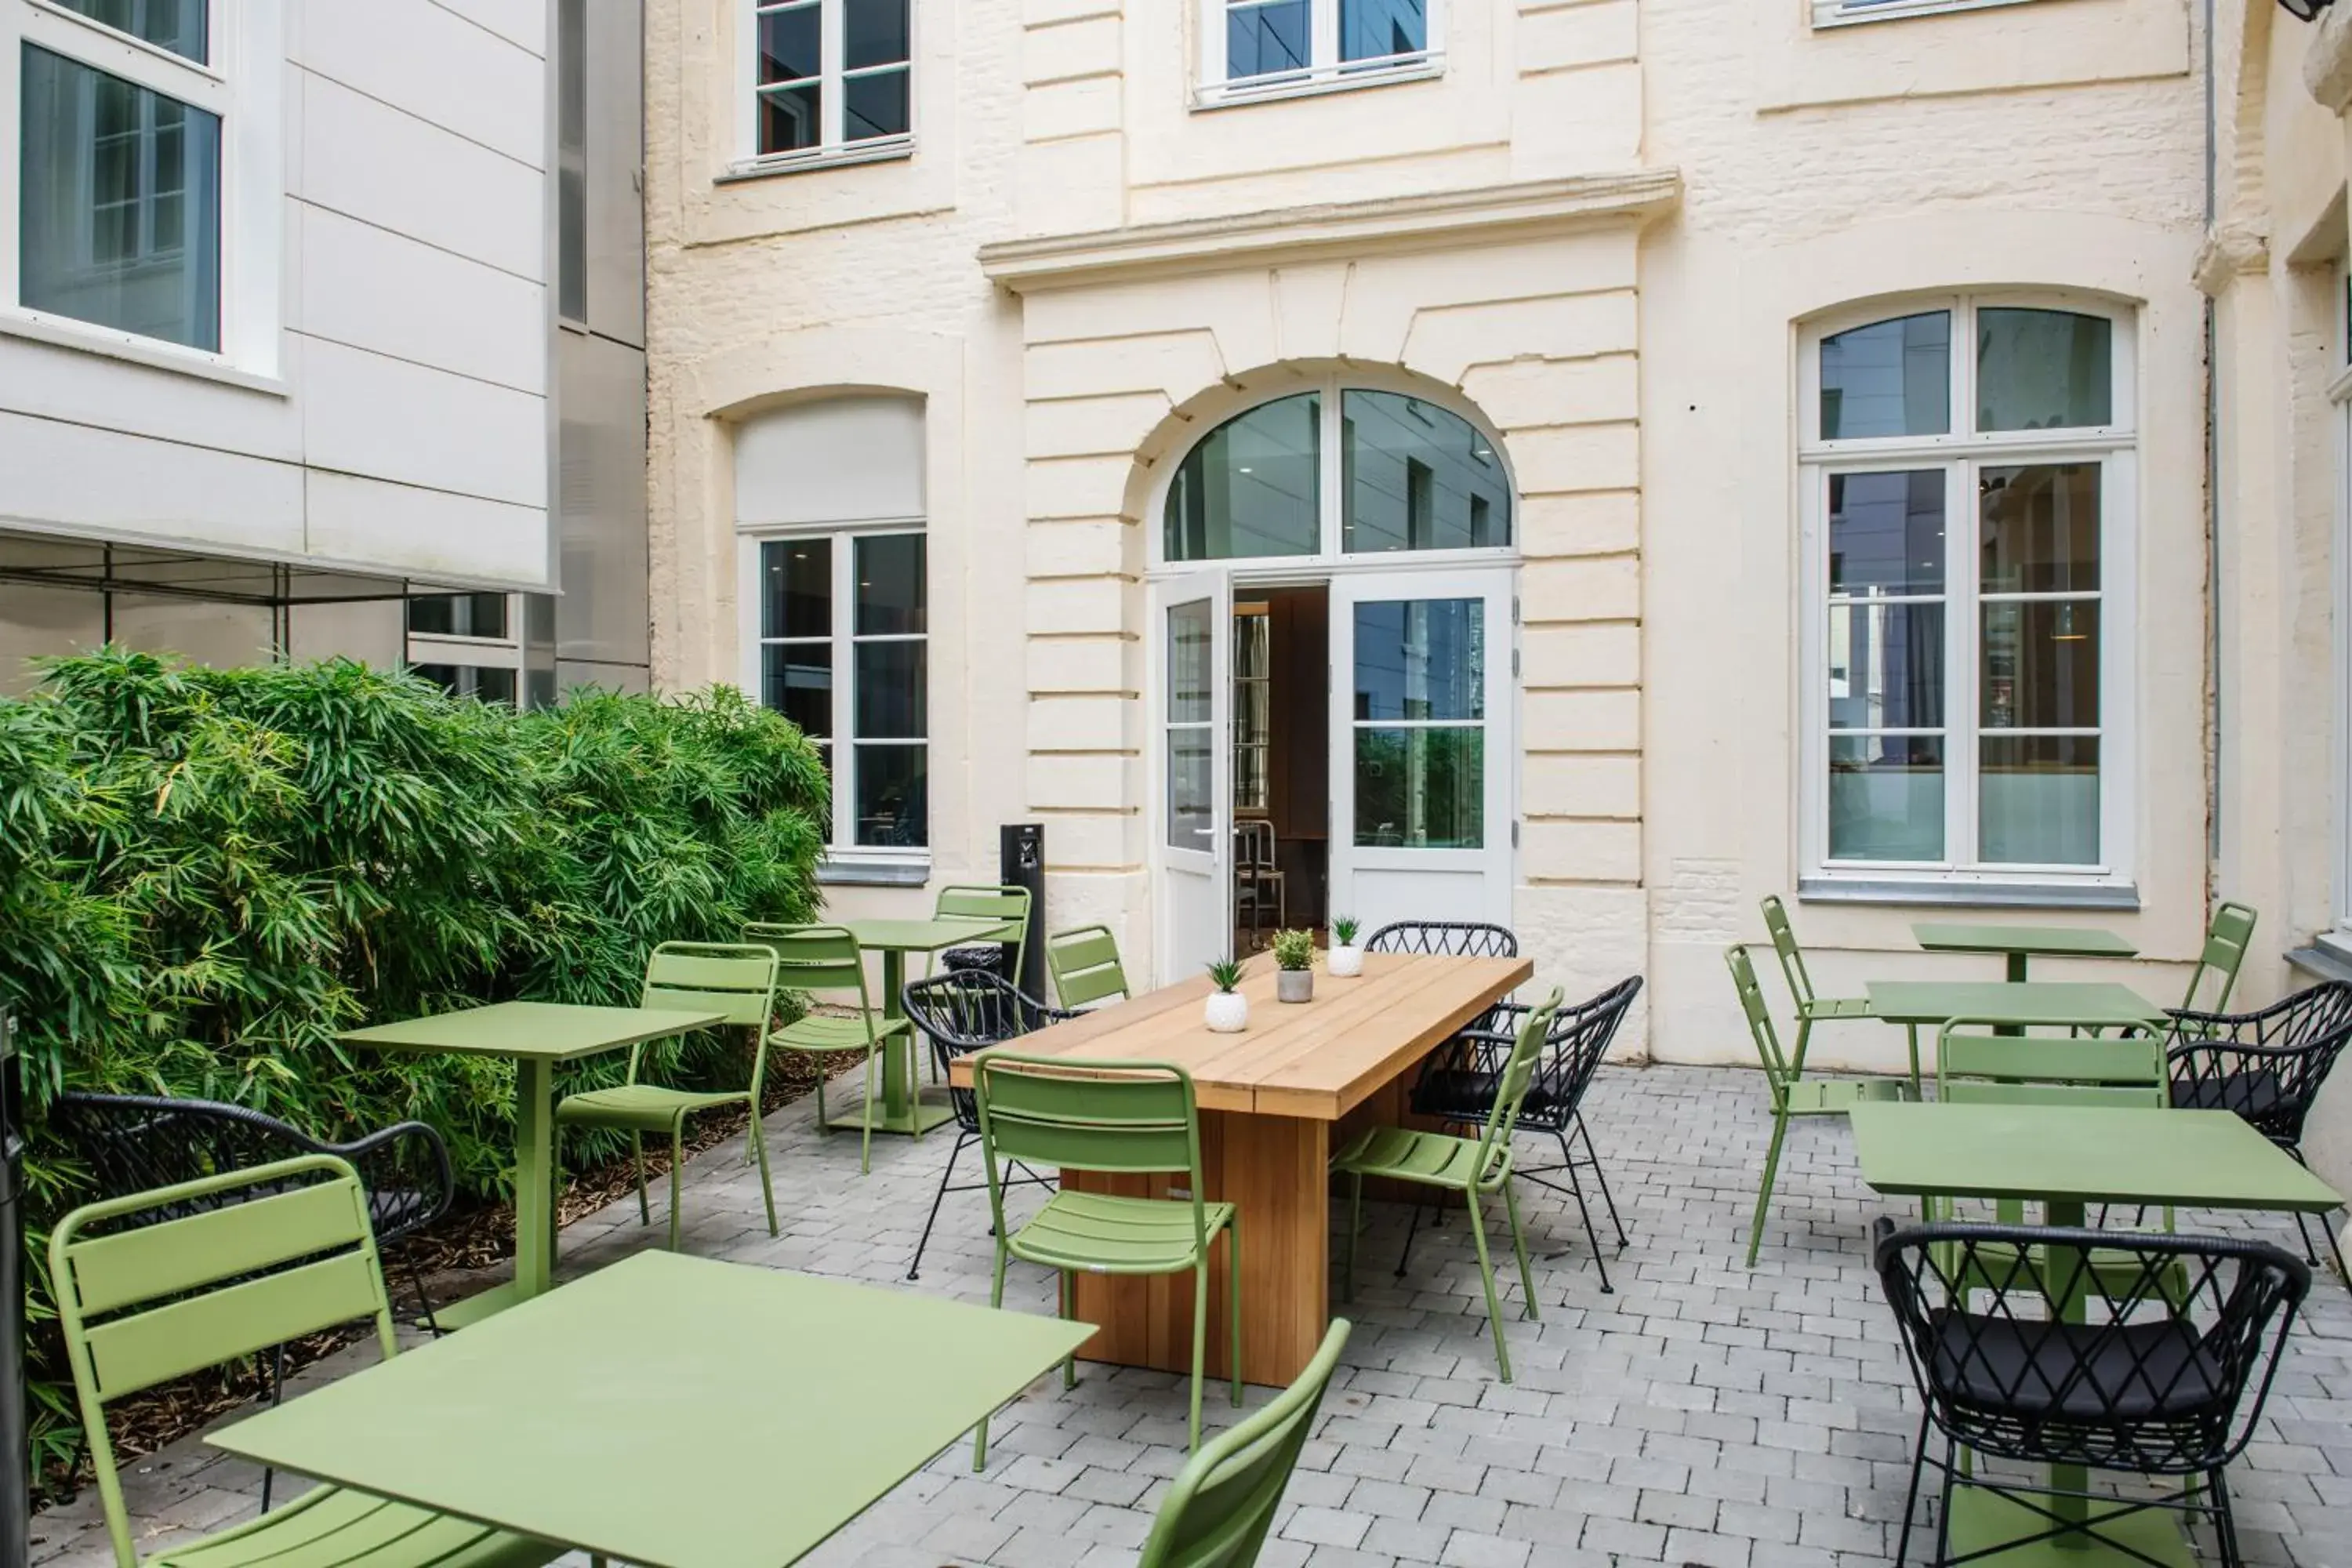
1146 372 1520 980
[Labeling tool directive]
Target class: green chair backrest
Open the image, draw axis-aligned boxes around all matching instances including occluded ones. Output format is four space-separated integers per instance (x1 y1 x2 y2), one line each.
1759 895 1819 1012
1726 944 1796 1103
973 1051 1208 1249
744 922 876 1011
630 940 782 1085
2184 900 2258 1013
938 884 1033 975
1137 1317 1352 1568
1936 1022 2166 1109
1047 924 1131 1008
49 1156 396 1568
1471 988 1564 1174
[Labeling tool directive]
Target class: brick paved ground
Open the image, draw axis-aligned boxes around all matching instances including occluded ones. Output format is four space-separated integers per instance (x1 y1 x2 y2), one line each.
31 1062 2352 1568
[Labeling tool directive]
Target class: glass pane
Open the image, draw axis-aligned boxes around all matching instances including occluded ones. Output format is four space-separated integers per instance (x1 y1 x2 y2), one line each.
844 69 909 140
1341 392 1512 553
1828 470 1945 595
761 539 831 638
1980 735 2099 865
757 4 821 84
811 740 834 838
1355 599 1483 722
761 643 833 739
757 82 822 154
844 0 911 67
854 641 926 739
1236 749 1269 815
54 0 206 62
1980 601 2098 729
1355 728 1483 848
1164 394 1320 561
1227 0 1309 78
406 593 510 639
1167 729 1213 851
854 535 924 635
1235 611 1269 679
1827 602 1944 730
1167 599 1213 724
557 0 586 321
1978 309 2112 432
1341 0 1425 60
20 45 221 352
1980 463 2100 593
411 664 517 707
1820 312 1951 440
854 744 927 847
1828 735 1945 862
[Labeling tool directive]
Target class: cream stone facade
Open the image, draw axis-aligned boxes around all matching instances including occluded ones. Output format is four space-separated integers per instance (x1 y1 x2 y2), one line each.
644 1 2274 1098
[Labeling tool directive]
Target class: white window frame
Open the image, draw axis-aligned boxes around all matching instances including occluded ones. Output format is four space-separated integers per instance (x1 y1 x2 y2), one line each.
1812 0 2042 27
732 0 913 176
2330 265 2352 938
736 523 929 868
1797 292 2139 898
0 0 281 379
1196 0 1443 110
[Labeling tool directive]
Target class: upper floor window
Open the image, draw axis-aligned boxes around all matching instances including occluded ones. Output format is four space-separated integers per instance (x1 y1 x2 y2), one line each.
745 0 910 167
1799 296 2136 890
1162 383 1509 563
1813 0 2042 26
1200 0 1440 106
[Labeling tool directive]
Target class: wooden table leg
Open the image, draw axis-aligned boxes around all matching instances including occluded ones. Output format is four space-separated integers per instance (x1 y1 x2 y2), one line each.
1065 1109 1330 1388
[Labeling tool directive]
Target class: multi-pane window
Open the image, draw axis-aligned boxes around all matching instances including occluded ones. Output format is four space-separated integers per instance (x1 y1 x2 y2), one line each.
11 0 226 351
753 532 927 848
1202 0 1438 101
749 0 910 162
1804 296 2132 882
1813 0 2043 25
407 593 526 709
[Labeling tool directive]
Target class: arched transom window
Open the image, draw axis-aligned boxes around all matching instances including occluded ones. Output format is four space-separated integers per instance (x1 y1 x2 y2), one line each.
1161 385 1512 564
1800 296 2135 890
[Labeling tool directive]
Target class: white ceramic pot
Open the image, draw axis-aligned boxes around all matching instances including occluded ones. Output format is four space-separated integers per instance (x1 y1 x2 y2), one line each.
1327 944 1364 978
1276 968 1315 1004
1204 990 1250 1033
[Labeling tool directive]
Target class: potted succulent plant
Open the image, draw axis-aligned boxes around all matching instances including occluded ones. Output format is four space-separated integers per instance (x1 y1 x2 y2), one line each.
1327 916 1364 978
1272 928 1316 1003
1203 958 1249 1033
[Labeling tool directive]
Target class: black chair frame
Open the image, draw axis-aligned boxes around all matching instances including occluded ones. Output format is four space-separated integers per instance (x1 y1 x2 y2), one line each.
1363 920 1521 960
1407 975 1643 1291
898 968 1067 1280
1874 1218 2308 1568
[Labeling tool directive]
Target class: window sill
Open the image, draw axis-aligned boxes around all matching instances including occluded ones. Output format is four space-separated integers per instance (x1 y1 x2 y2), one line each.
1811 0 2039 26
0 308 286 395
1796 877 2140 911
2288 933 2352 985
817 853 931 887
1192 55 1443 113
719 137 916 185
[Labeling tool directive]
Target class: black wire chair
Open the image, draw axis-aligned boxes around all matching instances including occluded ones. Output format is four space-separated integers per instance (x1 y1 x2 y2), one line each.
1407 975 1642 1291
898 969 1066 1281
1873 1218 2308 1568
1364 921 1521 961
2164 981 2352 1284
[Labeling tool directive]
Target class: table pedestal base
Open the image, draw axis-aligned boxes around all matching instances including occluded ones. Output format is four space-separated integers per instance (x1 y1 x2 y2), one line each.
1944 1483 2195 1568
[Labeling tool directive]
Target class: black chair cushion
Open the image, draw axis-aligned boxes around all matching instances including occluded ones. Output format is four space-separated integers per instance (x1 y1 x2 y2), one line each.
1413 1069 1561 1123
2170 1066 2286 1123
1929 1310 2227 1422
942 946 1007 976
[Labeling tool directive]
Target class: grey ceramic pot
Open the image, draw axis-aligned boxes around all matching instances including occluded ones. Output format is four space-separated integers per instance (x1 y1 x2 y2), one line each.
1276 968 1314 1004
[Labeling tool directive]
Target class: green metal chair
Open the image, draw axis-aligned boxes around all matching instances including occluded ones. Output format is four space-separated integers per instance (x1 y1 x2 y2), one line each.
937 884 1036 982
746 921 906 1175
49 1155 560 1568
555 942 782 1250
1730 943 1911 1268
971 1050 1240 1462
1045 923 1132 1009
2183 900 2259 1013
1760 895 1910 1091
1135 1318 1352 1568
1330 988 1564 1382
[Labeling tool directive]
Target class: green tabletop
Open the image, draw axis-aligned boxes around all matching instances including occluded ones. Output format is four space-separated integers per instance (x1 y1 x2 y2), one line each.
209 1251 1092 1568
1911 922 2137 982
833 916 1020 1138
840 916 1018 954
1850 1102 2343 1213
1864 979 2166 1029
340 1002 724 1326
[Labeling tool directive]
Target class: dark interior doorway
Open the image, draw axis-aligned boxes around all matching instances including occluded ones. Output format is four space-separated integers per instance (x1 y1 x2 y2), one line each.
1233 584 1329 953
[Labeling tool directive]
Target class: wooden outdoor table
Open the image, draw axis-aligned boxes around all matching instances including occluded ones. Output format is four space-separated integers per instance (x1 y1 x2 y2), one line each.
950 950 1530 1385
1911 921 2137 982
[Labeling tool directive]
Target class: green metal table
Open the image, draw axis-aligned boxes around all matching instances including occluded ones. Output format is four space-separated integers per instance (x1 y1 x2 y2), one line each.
1911 923 2137 982
1852 1102 2341 1568
834 914 1020 1138
207 1250 1094 1568
339 1002 722 1327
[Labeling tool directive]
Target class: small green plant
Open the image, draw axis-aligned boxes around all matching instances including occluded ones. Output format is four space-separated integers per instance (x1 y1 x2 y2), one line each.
1271 929 1316 971
1332 916 1360 946
1206 957 1244 992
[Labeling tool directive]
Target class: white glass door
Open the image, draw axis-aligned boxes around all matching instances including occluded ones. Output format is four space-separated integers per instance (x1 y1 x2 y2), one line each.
1154 571 1232 984
1328 568 1515 935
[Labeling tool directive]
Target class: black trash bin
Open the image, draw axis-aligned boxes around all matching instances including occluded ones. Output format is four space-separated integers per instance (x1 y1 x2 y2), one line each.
3 1009 28 1568
940 826 1047 996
